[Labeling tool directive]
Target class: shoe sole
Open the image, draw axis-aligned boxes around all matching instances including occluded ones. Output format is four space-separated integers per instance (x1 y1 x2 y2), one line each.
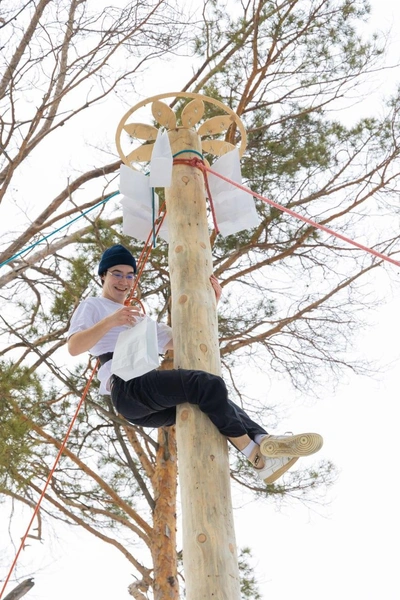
260 433 323 458
264 457 299 484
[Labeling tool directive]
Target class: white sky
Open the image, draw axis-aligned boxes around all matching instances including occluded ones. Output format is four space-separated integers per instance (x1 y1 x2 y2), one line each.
1 0 400 598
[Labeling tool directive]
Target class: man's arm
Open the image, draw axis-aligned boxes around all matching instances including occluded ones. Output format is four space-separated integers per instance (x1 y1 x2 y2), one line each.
210 274 222 304
68 305 141 356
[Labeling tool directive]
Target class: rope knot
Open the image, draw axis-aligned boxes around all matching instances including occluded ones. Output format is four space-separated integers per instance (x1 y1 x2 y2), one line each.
172 156 205 171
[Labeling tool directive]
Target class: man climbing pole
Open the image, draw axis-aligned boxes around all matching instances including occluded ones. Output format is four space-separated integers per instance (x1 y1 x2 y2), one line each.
67 244 323 484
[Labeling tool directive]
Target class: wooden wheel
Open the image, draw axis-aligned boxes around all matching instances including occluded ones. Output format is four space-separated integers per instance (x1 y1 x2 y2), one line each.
115 92 247 167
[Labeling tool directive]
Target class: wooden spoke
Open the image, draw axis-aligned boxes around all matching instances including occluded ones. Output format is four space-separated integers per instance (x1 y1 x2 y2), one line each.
126 143 154 163
116 92 247 166
181 99 205 128
123 123 158 141
198 115 234 136
201 139 235 156
152 101 177 129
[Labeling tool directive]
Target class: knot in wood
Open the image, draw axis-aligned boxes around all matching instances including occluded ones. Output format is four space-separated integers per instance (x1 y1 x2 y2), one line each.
197 533 207 544
179 294 188 304
200 343 207 353
175 245 184 253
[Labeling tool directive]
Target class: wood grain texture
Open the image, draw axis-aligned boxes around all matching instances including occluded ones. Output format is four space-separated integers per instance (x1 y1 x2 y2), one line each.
165 127 241 600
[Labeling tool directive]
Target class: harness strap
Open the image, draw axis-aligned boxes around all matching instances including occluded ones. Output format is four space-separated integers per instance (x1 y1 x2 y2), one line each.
97 352 114 366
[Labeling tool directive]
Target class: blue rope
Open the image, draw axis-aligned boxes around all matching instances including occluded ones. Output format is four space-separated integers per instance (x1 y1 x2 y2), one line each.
0 191 120 269
173 149 204 160
1 150 204 270
151 188 157 248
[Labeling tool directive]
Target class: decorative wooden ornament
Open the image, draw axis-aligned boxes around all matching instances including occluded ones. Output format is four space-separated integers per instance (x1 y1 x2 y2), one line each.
198 115 234 136
126 144 154 164
181 98 205 128
201 139 235 156
151 100 177 129
124 123 158 140
115 92 247 167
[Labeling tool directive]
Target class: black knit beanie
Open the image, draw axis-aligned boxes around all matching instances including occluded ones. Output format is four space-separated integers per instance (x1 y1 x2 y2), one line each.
98 244 137 275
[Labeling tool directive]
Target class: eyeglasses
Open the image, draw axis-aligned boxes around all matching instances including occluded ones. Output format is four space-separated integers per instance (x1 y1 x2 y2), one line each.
107 271 135 281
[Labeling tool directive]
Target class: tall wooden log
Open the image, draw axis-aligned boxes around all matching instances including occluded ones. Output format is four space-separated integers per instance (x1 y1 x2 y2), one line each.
165 127 241 599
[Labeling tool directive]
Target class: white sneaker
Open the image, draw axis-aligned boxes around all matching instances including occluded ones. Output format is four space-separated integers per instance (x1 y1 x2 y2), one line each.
247 446 298 485
257 456 299 484
260 433 323 458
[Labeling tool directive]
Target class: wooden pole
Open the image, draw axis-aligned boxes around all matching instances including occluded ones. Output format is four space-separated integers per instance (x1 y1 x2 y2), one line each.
165 127 241 600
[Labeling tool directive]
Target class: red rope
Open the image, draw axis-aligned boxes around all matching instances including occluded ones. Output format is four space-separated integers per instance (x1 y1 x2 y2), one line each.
144 154 400 267
204 163 400 269
4 153 396 594
202 168 220 236
0 366 98 599
173 157 220 234
125 205 167 306
171 156 400 268
1 208 167 597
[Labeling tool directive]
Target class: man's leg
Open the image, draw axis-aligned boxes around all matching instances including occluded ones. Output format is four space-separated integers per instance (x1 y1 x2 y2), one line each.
111 368 266 436
110 369 322 484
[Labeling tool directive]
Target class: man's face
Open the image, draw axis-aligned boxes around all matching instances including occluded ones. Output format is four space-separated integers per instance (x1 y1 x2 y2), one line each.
101 263 135 303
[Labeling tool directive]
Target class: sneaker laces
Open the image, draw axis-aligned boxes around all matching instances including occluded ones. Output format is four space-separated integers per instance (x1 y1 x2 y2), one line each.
248 446 264 470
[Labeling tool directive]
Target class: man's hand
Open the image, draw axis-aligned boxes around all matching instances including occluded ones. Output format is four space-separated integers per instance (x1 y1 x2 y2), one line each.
107 306 143 328
210 274 222 304
68 306 144 356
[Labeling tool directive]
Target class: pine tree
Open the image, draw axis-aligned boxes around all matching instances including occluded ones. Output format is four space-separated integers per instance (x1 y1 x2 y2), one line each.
1 0 399 597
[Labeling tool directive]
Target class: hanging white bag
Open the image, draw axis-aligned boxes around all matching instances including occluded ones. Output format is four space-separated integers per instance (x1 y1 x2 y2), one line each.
208 149 259 236
111 316 160 381
119 164 169 243
149 130 173 188
120 165 156 241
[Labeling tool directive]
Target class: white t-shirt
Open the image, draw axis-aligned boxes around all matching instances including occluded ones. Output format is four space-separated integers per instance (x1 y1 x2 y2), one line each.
67 296 172 395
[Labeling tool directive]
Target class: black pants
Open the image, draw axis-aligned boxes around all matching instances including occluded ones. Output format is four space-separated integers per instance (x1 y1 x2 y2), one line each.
110 368 267 439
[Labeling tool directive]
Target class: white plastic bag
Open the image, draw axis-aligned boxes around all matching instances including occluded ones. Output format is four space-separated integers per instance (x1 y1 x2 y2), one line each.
208 149 259 236
119 164 169 242
156 322 173 353
149 130 173 188
111 317 160 381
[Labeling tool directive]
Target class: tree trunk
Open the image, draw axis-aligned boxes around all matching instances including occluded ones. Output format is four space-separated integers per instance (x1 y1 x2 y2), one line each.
166 127 241 600
3 579 35 600
152 422 179 600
